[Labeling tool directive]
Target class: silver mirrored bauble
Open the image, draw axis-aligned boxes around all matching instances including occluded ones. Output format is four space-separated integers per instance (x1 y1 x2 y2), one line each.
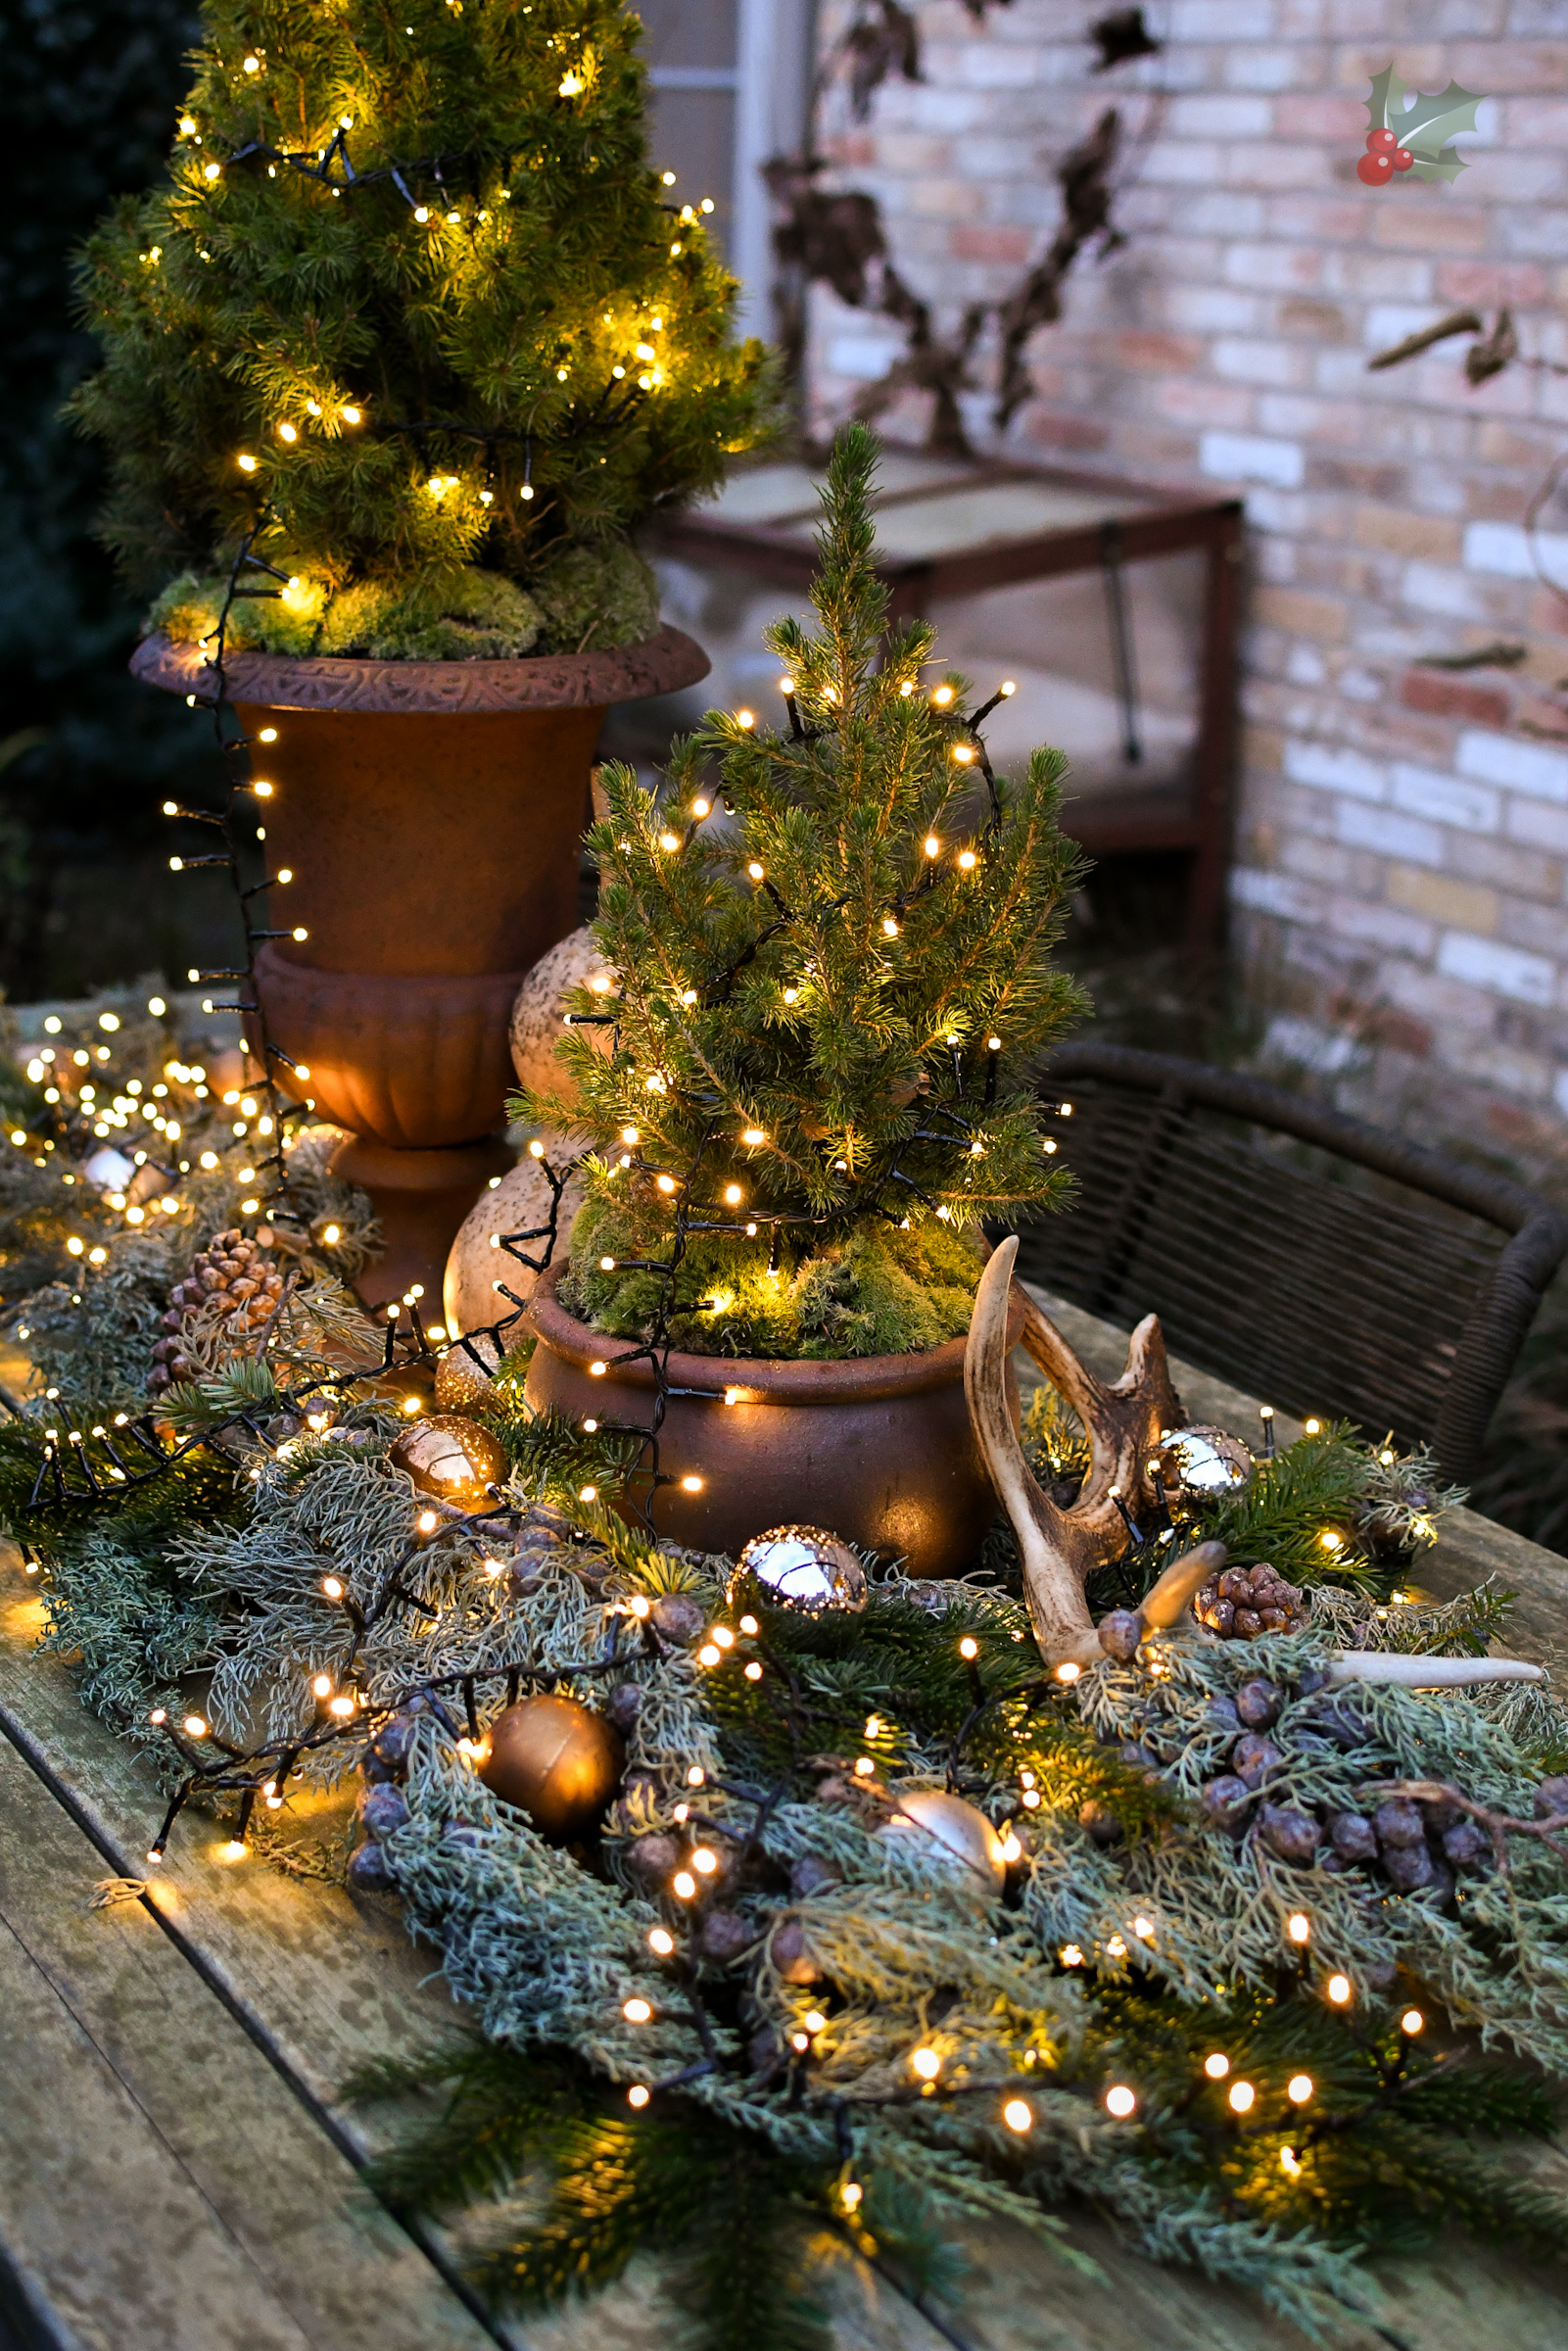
879 1787 1007 1895
732 1525 868 1614
1154 1423 1255 1498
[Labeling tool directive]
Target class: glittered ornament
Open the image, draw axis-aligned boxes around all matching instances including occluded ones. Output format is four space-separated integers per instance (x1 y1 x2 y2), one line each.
1153 1423 1255 1500
434 1330 505 1412
389 1413 508 1510
475 1693 624 1841
732 1525 867 1615
879 1787 1007 1895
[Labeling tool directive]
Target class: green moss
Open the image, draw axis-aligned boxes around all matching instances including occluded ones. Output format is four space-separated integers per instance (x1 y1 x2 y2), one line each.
532 543 659 653
148 564 545 660
148 568 327 655
560 1190 984 1360
317 568 541 659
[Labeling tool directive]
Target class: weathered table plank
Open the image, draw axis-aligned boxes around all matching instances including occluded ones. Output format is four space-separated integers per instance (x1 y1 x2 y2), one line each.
0 1294 1565 2348
0 1730 491 2351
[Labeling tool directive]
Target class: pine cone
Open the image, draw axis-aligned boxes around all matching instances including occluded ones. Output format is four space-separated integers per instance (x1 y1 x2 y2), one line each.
149 1227 284 1394
1194 1561 1309 1639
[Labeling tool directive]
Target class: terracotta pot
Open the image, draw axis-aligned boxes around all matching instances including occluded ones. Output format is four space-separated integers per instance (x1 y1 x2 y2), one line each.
130 628 707 1301
523 1260 1024 1577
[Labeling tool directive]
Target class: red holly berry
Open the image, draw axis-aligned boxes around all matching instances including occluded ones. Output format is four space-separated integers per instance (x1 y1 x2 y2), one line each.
1365 127 1397 154
1357 151 1393 187
1393 147 1414 171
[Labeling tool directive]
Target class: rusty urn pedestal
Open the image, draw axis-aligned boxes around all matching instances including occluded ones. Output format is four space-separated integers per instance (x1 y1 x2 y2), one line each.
131 629 708 1304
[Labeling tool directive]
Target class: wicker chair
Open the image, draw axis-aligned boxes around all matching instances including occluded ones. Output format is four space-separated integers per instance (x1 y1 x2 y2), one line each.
1010 1041 1568 1483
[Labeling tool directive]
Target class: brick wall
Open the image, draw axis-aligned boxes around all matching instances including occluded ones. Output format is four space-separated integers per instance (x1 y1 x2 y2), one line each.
804 0 1568 1167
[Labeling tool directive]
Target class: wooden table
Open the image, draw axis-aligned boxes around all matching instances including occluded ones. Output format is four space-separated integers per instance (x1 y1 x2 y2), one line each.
3 1291 1567 2351
655 455 1244 959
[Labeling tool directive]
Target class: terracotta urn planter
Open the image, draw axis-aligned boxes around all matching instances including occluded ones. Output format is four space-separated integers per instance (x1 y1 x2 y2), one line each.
130 629 707 1302
523 1260 1025 1577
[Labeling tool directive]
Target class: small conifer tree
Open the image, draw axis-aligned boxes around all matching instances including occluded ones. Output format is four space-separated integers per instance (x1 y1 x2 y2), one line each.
69 0 771 657
532 425 1086 1361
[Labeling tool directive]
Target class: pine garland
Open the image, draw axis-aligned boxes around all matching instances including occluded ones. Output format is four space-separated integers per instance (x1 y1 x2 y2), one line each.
7 1211 1568 2346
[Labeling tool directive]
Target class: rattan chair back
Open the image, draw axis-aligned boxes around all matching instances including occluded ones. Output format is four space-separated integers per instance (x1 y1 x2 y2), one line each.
1012 1042 1568 1482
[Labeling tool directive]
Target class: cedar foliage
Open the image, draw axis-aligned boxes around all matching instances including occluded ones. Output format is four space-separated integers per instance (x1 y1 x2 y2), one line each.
529 425 1086 1356
68 0 771 621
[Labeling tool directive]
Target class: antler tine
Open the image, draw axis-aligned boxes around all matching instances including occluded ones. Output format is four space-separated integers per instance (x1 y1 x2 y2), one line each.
1012 1288 1182 1541
966 1238 1104 1668
1328 1654 1544 1689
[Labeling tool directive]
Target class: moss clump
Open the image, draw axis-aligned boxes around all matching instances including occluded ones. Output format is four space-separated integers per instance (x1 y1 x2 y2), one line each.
317 570 542 659
146 550 669 660
149 568 329 656
532 543 660 653
561 1188 984 1359
149 564 546 660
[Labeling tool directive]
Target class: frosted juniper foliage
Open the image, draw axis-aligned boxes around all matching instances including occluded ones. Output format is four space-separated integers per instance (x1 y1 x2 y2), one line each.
11 1332 1568 2341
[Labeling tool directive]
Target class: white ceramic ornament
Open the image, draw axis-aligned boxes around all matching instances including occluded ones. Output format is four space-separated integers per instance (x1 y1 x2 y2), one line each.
508 926 617 1106
83 1146 136 1192
879 1787 1008 1895
442 1134 588 1343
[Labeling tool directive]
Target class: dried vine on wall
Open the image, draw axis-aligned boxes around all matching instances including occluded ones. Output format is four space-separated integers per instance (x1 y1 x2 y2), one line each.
766 5 1158 450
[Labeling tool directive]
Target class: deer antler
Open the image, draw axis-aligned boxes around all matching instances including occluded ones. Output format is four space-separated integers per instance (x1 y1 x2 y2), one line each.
966 1235 1205 1666
968 1239 1547 1693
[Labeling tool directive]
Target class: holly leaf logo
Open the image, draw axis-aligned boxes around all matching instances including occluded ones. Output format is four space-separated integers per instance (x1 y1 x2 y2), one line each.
1366 65 1485 183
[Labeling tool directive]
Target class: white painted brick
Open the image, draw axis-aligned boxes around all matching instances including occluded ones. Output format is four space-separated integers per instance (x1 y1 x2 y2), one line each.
1286 645 1326 686
1326 897 1436 958
1390 763 1500 835
1164 286 1259 334
1507 796 1568 854
1262 1015 1361 1074
1461 519 1568 580
1224 47 1300 91
1283 739 1387 801
1457 730 1568 804
1169 94 1273 138
1335 801 1444 865
1437 930 1557 1007
1339 668 1383 703
1401 563 1497 621
1169 0 1274 32
1212 337 1300 385
827 335 899 381
1229 865 1320 921
1199 429 1304 488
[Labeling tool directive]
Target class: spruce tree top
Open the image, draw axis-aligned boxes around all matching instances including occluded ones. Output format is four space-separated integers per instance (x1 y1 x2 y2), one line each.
69 0 771 659
537 426 1087 1361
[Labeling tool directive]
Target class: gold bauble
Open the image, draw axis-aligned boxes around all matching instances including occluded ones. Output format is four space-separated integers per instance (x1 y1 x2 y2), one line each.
879 1787 1007 1895
475 1694 625 1842
434 1332 505 1411
389 1413 508 1510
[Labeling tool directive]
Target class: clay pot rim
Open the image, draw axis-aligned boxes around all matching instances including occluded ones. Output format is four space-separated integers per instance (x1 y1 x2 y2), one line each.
527 1257 1023 1403
128 623 709 714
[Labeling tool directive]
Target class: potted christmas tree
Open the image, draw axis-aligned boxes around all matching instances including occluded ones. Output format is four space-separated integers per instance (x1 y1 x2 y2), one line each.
521 426 1084 1574
70 0 771 1296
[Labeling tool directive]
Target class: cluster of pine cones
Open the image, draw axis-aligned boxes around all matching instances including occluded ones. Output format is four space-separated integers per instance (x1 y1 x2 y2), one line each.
1193 1675 1517 1917
149 1228 285 1395
1194 1560 1309 1639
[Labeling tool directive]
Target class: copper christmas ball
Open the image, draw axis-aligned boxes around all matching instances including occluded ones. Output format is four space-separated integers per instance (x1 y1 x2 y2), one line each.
1153 1423 1255 1500
390 1412 509 1510
732 1525 868 1615
879 1787 1007 1895
475 1694 625 1842
434 1331 505 1412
